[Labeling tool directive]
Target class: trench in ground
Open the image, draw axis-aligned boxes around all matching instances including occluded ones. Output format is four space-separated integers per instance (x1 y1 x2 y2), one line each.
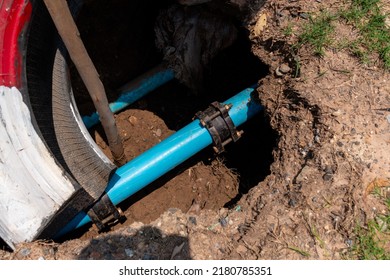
68 0 277 236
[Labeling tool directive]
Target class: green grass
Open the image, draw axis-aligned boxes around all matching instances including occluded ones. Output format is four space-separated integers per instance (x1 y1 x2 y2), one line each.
340 0 390 68
340 0 381 22
288 245 311 257
350 189 390 260
352 218 390 259
290 0 390 69
283 23 294 36
295 13 336 56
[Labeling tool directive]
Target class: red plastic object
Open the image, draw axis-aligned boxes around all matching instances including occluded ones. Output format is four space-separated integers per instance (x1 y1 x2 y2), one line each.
0 0 32 87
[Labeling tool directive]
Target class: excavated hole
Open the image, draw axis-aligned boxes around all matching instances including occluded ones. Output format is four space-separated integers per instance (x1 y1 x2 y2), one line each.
71 0 277 236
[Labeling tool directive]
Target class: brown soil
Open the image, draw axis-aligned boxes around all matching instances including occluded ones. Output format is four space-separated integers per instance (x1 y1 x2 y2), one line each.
96 108 240 227
1 0 389 260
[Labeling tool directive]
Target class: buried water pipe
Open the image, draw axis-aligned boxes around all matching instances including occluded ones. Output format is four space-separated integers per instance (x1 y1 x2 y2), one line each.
82 65 175 129
56 86 263 237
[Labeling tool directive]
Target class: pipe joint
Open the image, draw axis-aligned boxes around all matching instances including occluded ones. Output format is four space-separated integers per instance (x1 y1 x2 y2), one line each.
195 101 242 153
87 193 125 231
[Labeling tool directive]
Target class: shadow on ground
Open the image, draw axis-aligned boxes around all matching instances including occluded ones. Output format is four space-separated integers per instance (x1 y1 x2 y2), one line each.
77 226 191 260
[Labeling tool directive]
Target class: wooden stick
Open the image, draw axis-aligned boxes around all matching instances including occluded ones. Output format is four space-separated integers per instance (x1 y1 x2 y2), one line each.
43 0 126 166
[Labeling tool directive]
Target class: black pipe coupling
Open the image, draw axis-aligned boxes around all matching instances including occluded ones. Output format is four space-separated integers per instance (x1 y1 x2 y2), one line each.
87 193 125 231
195 101 243 153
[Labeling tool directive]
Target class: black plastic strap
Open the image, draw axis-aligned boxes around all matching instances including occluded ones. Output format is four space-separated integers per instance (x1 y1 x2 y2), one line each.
87 193 124 231
195 101 242 153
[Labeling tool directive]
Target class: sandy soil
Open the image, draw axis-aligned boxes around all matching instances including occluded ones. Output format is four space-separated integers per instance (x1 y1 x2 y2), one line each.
1 0 389 260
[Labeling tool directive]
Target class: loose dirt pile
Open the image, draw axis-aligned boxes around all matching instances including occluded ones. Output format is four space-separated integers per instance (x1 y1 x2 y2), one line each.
1 0 389 259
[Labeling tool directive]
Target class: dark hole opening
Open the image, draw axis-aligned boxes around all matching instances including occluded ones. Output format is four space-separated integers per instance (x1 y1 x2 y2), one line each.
70 0 277 230
0 239 11 252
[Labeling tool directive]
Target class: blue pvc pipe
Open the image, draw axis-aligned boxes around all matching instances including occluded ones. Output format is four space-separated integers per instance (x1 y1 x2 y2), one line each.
57 86 262 237
82 67 175 129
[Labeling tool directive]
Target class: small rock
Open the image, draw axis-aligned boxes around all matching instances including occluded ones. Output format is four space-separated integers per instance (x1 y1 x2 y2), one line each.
128 115 138 126
37 256 45 260
323 173 333 181
19 248 30 257
299 13 310 19
187 203 200 215
279 63 291 74
154 128 162 137
275 67 284 77
219 217 228 227
288 198 297 207
375 216 388 231
189 216 197 225
295 165 311 183
386 114 390 124
125 248 134 257
331 110 342 117
43 247 55 256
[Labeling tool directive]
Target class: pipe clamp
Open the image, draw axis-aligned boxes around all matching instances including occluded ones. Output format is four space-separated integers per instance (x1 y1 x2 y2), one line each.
87 194 125 231
195 101 242 153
